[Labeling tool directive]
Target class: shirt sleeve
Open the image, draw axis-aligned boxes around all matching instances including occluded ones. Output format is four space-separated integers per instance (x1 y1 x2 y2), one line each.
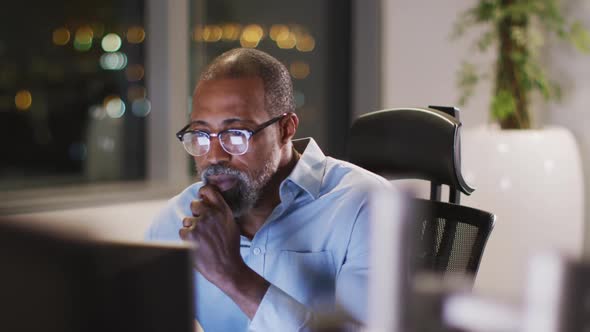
248 200 370 331
144 198 185 243
145 183 201 242
247 285 313 331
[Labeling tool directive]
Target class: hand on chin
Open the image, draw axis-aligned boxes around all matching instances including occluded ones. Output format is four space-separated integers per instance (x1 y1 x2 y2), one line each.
205 174 238 192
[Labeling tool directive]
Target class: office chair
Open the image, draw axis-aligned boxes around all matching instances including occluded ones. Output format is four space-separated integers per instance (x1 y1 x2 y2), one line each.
347 106 494 277
347 106 474 204
411 198 495 276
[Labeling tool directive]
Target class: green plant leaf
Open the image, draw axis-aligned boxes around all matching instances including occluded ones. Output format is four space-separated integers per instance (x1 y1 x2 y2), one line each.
529 66 552 99
474 0 500 22
510 26 528 47
451 11 477 39
491 90 516 120
476 29 497 51
457 62 479 106
570 21 590 53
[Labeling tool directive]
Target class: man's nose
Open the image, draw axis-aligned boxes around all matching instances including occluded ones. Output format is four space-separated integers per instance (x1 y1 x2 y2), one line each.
206 137 231 164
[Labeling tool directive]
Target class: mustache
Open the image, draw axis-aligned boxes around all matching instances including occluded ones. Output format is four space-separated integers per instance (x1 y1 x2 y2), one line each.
201 164 246 182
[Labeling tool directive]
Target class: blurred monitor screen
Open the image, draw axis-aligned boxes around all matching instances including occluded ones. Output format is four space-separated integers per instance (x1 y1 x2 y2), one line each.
0 221 194 332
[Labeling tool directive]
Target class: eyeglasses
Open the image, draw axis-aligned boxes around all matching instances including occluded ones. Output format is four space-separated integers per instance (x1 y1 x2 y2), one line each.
176 113 289 156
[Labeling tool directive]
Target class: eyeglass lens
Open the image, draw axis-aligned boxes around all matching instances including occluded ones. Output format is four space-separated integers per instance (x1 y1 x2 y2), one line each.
182 130 249 156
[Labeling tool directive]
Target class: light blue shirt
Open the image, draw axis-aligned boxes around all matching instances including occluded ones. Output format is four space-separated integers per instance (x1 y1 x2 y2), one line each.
145 138 390 331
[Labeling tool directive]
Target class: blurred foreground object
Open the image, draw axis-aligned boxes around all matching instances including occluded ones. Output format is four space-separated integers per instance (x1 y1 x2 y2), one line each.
364 186 590 332
367 187 496 332
0 218 194 332
521 253 590 332
443 252 590 332
366 187 412 331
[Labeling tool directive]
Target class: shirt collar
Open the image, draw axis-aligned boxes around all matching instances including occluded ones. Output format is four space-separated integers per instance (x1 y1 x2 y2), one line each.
285 138 327 199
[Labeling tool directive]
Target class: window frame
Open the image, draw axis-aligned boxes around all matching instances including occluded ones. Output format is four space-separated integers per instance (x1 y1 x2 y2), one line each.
0 0 192 215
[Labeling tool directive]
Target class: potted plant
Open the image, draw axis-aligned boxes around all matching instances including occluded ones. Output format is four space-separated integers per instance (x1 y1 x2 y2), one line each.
453 0 590 129
451 0 590 297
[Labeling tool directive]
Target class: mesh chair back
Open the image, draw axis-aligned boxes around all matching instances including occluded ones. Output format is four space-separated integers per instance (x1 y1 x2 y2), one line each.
411 198 495 276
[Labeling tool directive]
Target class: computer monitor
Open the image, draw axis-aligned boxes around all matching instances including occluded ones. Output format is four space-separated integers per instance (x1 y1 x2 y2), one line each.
0 219 195 332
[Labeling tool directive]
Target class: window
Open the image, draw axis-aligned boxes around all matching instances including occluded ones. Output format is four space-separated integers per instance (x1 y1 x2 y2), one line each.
189 0 352 158
0 1 149 191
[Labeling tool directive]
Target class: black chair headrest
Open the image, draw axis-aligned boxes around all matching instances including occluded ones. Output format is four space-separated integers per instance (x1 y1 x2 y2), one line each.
348 107 474 195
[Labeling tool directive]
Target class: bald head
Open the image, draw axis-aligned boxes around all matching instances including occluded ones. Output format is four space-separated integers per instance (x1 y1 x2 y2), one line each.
196 48 295 117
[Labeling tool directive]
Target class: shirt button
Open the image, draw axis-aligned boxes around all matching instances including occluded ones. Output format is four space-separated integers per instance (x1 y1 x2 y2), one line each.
252 247 262 255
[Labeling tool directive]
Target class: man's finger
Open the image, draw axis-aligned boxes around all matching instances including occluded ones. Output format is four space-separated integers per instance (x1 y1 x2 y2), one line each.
179 227 193 241
182 216 198 228
190 199 203 216
199 184 231 212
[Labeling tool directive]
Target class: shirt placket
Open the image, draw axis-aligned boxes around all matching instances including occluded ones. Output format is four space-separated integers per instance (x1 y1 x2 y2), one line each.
241 182 300 277
247 232 267 274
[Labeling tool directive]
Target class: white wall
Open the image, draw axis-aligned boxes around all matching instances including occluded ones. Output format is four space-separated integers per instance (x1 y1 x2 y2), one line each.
380 0 590 300
380 0 490 128
544 0 590 250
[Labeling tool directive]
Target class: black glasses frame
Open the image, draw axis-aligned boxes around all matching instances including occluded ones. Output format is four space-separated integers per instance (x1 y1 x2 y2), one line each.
175 112 289 156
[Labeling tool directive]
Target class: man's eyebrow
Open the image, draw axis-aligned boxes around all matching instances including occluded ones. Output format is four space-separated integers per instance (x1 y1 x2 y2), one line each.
188 120 208 126
222 118 257 126
188 118 257 126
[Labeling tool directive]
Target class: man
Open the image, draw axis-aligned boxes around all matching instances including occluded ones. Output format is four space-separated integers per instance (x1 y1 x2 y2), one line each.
146 48 390 331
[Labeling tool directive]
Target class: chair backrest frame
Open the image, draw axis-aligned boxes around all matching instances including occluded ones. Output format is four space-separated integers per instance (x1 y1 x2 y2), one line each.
348 107 475 204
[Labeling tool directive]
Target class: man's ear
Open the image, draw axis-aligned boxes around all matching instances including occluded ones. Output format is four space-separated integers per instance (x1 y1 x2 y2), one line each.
280 113 299 144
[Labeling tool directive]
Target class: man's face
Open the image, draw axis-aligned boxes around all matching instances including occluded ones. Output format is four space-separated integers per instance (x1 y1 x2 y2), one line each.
190 77 282 216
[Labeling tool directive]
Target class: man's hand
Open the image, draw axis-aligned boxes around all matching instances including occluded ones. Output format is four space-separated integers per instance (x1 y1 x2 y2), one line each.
179 184 244 284
179 184 270 319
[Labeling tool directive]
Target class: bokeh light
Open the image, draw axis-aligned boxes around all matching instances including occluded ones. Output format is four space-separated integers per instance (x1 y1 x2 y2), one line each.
296 34 315 52
74 26 94 51
99 52 128 70
15 90 32 111
203 25 223 42
125 64 145 82
103 95 126 118
101 33 122 52
89 105 106 120
222 23 241 41
127 26 145 43
277 32 297 49
289 61 310 79
52 27 70 46
192 26 204 42
98 136 116 152
294 90 305 108
240 39 258 48
132 98 152 117
270 25 289 41
240 24 264 48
